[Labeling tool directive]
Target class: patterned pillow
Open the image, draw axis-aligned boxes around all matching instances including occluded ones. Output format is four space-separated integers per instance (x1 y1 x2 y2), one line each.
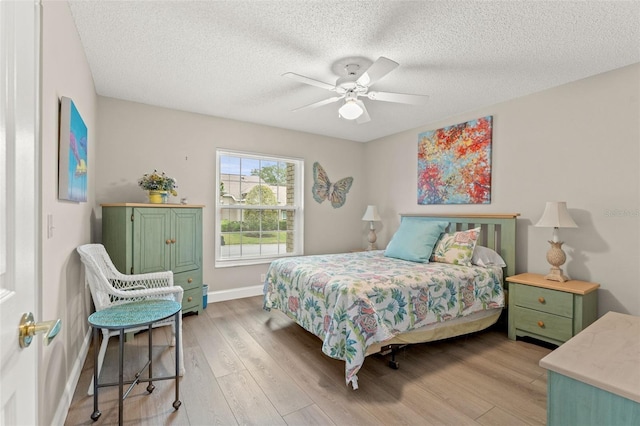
432 227 481 266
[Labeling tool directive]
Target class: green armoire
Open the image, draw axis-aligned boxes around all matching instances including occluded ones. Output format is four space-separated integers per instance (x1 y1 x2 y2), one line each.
101 203 204 315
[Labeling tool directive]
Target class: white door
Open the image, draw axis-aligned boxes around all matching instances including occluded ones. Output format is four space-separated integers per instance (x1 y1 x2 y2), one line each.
0 1 40 424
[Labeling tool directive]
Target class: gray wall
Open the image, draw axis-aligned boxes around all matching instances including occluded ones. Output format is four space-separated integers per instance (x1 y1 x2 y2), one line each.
364 63 640 316
41 2 97 424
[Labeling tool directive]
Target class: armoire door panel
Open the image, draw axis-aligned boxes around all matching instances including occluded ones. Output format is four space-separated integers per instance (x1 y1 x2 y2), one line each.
133 208 171 274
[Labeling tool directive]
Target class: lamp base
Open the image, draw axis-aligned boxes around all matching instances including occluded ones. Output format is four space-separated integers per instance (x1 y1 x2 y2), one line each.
544 241 570 282
545 267 570 282
367 228 377 251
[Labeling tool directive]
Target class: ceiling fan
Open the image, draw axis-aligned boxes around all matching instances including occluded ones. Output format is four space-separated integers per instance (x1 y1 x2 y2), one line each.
283 56 428 124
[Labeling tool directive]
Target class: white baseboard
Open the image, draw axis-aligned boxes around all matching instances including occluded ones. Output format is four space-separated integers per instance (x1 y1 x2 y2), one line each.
53 328 92 426
207 284 263 303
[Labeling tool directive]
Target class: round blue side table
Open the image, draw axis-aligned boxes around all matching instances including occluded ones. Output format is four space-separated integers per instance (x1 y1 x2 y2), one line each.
88 299 182 425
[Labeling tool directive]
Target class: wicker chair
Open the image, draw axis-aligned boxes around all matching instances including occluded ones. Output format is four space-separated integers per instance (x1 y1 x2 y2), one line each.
77 244 185 395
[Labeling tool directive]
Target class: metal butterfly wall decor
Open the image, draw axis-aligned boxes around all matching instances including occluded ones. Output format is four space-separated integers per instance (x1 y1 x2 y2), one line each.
312 162 353 208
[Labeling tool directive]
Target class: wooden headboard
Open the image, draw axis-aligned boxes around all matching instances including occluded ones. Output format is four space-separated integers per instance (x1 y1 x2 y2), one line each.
399 213 520 278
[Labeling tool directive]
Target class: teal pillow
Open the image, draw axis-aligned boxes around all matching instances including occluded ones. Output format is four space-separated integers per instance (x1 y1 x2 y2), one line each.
384 219 449 263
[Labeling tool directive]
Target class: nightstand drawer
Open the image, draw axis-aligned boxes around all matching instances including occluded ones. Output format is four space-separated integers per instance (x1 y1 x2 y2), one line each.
513 284 573 317
512 306 574 342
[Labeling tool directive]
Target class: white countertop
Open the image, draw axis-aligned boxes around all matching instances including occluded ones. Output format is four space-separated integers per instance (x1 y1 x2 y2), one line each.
539 311 640 403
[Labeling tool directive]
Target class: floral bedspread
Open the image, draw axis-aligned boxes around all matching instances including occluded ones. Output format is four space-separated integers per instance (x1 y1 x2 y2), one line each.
262 250 504 389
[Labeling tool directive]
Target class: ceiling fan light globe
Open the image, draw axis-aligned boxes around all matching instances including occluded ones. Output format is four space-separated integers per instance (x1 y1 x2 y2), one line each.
338 100 363 120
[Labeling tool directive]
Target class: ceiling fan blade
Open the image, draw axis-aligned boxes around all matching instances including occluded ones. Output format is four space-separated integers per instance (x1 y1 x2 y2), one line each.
356 57 399 86
292 96 343 112
367 91 429 105
282 72 335 91
356 100 371 124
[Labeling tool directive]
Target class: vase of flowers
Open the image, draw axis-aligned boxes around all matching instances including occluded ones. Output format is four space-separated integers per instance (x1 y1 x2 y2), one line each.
138 170 177 204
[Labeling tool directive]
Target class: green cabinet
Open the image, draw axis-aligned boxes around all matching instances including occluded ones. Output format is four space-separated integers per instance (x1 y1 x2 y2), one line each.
102 203 204 315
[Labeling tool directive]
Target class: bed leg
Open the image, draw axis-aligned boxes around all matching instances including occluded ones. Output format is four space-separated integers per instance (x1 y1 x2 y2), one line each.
388 351 400 370
379 344 404 369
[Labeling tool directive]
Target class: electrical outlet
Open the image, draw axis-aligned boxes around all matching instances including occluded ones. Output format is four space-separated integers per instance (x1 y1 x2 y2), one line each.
260 273 266 282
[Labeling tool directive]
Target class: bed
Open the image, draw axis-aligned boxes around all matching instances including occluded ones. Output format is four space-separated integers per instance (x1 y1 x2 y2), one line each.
263 213 518 389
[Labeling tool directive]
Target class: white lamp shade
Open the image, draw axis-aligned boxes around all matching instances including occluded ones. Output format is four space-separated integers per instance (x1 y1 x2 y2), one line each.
362 205 381 222
535 201 578 228
338 99 363 120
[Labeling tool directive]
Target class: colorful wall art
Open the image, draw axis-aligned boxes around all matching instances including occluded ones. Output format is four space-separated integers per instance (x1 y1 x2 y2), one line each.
58 96 88 202
417 116 492 205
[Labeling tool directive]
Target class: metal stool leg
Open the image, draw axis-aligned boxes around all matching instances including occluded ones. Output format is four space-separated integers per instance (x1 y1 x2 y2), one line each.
172 311 182 410
146 324 155 393
118 328 124 425
90 326 101 421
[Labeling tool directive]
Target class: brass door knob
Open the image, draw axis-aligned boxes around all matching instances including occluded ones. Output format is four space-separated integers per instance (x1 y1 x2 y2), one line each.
171 238 176 244
166 239 171 245
538 297 545 304
537 321 545 328
18 312 61 348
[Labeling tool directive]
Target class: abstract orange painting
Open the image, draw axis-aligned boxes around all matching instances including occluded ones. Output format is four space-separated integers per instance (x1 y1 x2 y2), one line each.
418 116 492 204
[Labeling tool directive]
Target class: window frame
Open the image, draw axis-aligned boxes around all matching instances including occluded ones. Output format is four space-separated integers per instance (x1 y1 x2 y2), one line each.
215 149 304 267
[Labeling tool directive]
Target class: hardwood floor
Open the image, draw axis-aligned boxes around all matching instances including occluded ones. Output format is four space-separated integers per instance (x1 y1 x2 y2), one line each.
64 296 552 425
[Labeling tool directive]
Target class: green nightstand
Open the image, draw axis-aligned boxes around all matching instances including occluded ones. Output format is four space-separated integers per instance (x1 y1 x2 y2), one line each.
507 273 599 346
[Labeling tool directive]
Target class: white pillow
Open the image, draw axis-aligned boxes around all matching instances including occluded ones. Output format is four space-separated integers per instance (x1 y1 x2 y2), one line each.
472 245 506 267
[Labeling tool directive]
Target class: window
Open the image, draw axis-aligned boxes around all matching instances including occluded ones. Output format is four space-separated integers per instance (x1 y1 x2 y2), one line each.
216 150 304 267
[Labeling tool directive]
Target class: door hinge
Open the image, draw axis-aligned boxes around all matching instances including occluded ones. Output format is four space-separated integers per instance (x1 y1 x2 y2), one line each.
131 214 134 221
130 266 134 274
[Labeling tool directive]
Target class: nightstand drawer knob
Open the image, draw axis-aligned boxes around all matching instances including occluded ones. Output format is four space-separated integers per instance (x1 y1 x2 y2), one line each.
187 296 193 302
537 320 545 328
187 278 193 283
538 297 545 304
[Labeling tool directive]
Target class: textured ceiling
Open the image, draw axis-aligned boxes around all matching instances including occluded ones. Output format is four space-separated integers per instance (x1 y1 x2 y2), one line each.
68 1 640 142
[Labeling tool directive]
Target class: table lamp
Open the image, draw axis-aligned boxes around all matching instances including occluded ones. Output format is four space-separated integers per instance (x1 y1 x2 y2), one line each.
361 205 381 250
535 201 578 282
